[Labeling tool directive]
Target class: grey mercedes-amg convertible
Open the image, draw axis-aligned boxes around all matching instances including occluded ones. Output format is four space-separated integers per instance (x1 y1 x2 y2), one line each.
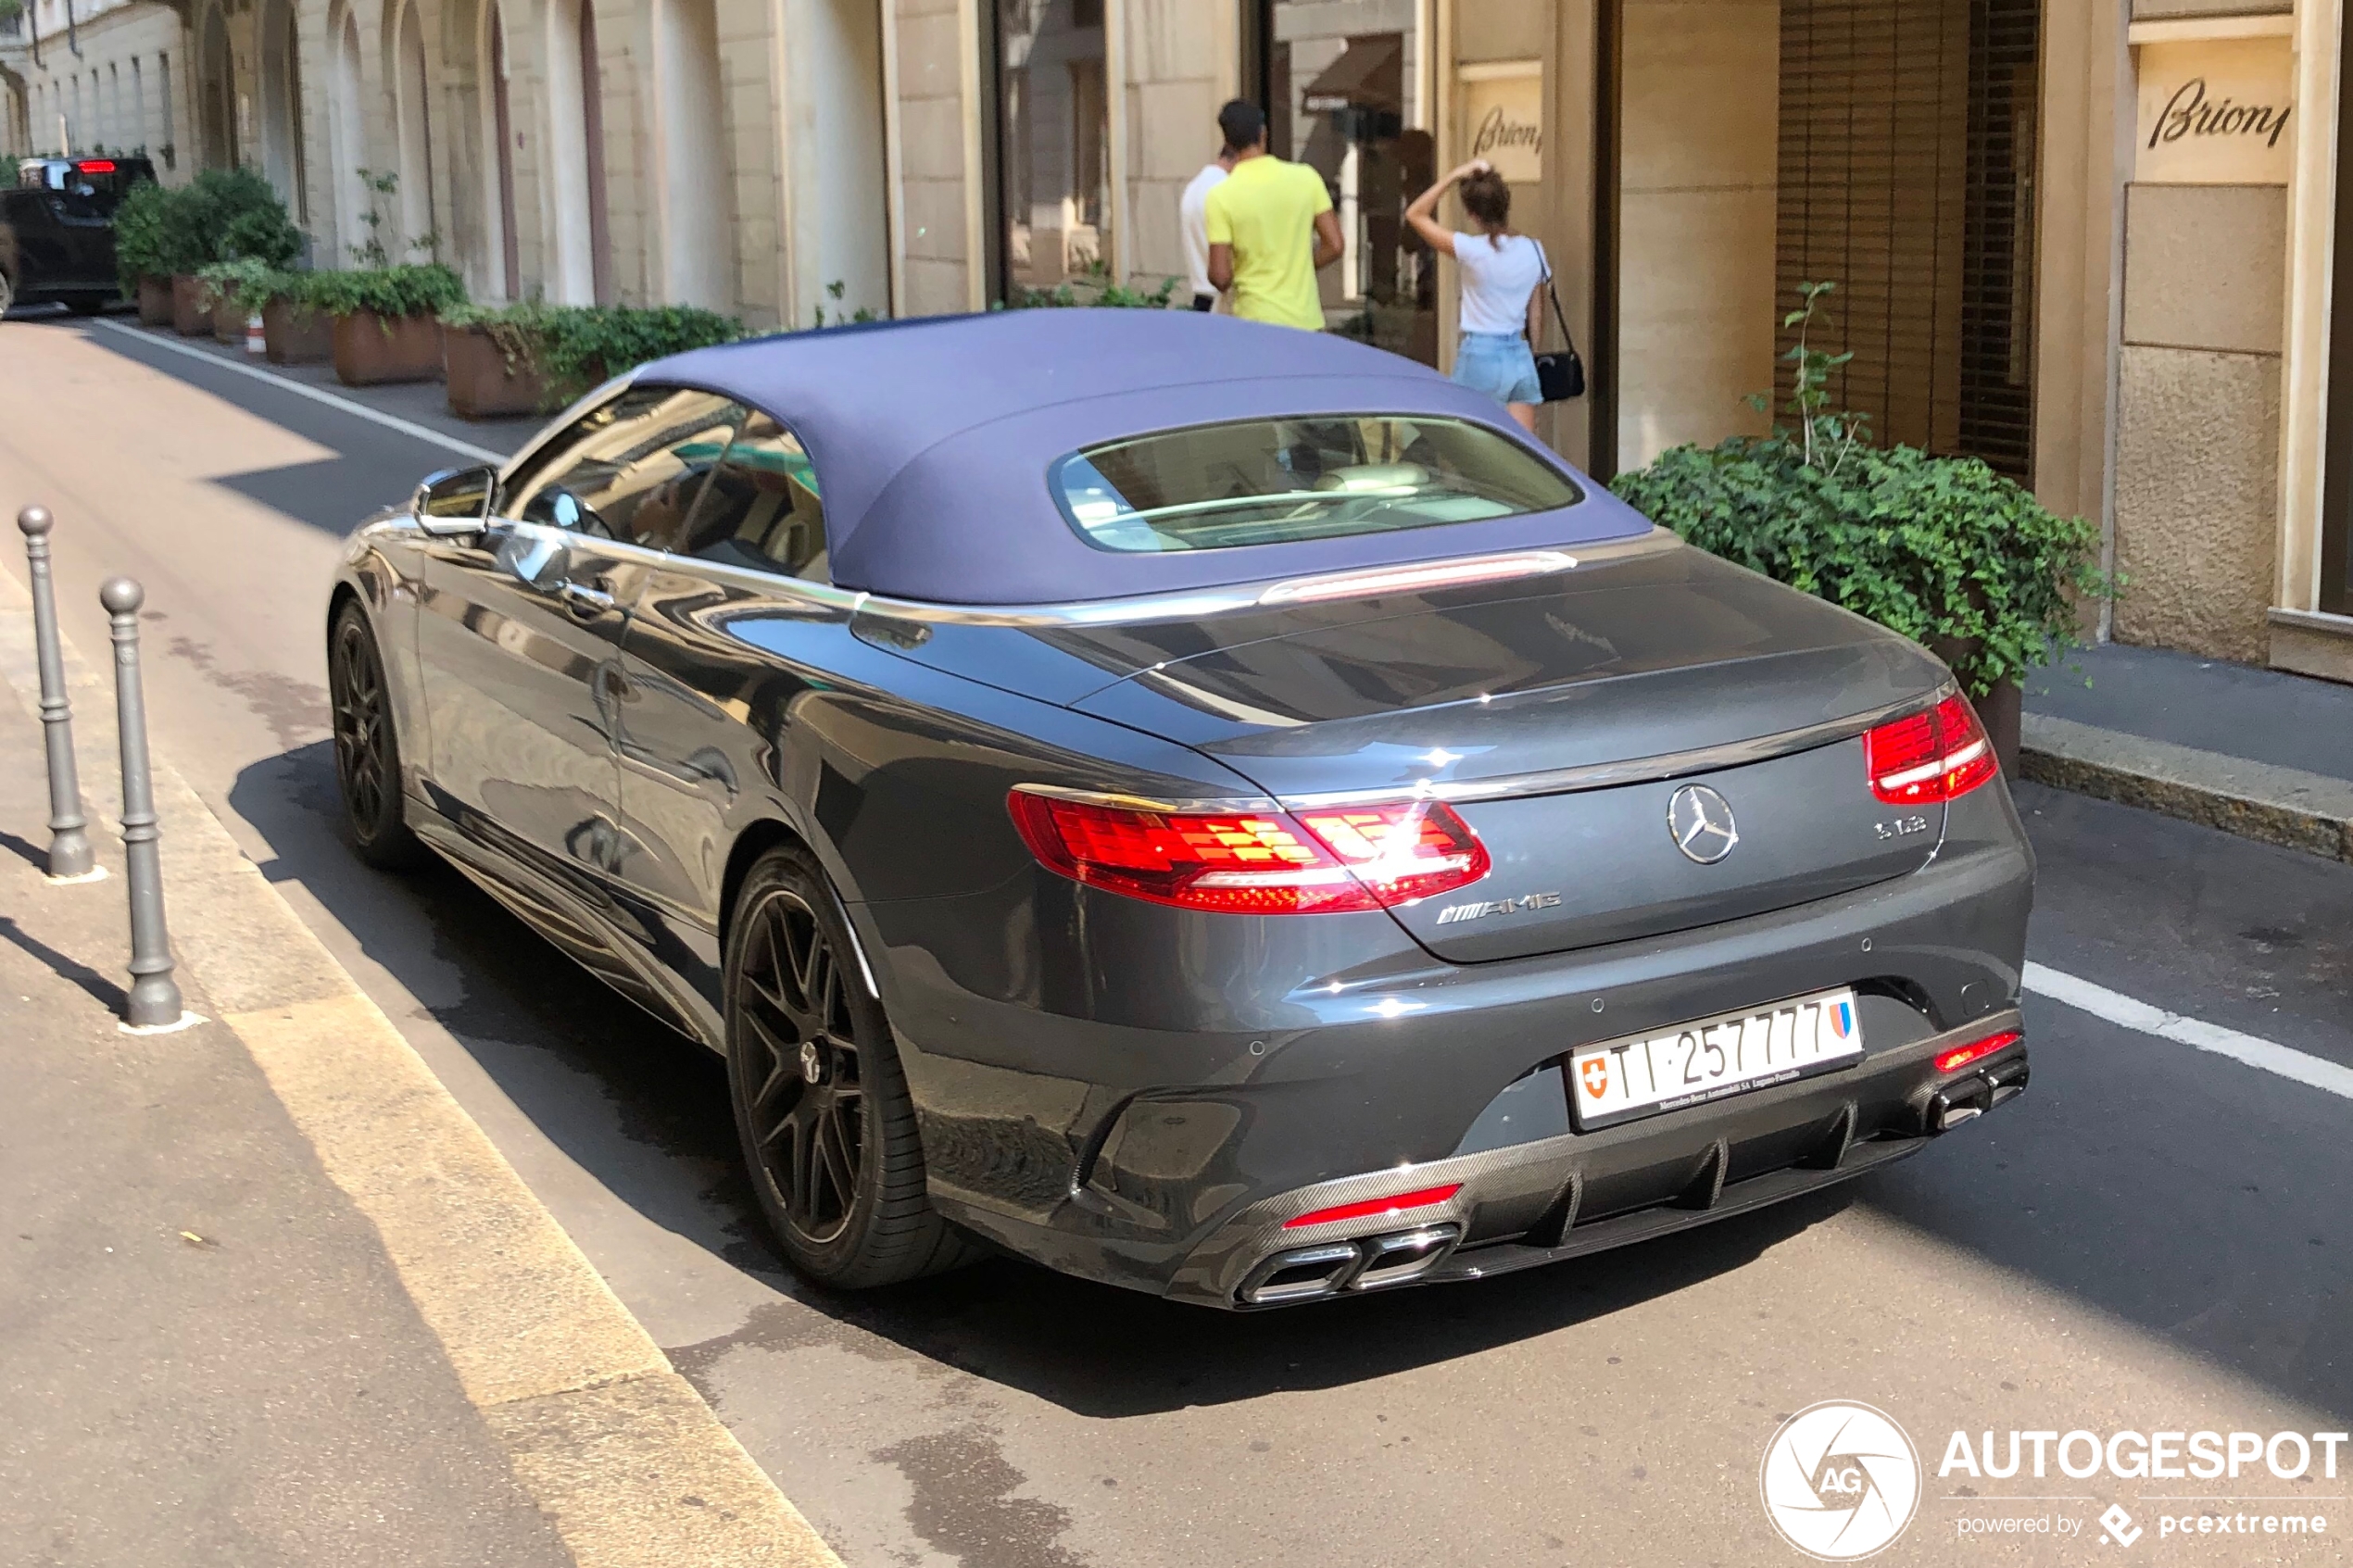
327 309 2032 1309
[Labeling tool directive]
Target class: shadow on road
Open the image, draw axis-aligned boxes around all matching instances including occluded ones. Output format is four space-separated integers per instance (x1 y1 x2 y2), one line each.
223 754 2353 1425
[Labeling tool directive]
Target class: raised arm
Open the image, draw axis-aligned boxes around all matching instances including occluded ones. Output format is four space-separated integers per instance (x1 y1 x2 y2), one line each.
1404 158 1491 257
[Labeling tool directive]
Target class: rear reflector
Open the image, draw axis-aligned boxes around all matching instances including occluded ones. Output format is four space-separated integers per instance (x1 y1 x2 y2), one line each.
1007 790 1490 914
1283 1183 1464 1231
1865 695 1998 807
1933 1029 2021 1074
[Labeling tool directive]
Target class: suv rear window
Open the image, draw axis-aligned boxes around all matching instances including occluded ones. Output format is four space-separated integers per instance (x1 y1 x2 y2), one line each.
1050 415 1581 554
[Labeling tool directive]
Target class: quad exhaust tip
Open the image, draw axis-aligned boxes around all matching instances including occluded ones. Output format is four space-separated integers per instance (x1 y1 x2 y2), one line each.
1239 1223 1463 1306
1926 1056 2029 1134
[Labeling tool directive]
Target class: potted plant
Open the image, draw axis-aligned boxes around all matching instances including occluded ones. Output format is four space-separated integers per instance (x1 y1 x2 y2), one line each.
195 257 290 347
438 299 552 419
262 287 334 366
1609 282 2115 773
288 264 468 385
157 169 302 337
111 180 187 326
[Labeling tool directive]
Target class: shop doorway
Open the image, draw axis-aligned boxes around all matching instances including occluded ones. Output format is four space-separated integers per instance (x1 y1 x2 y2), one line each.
1774 0 2039 479
1598 0 2038 482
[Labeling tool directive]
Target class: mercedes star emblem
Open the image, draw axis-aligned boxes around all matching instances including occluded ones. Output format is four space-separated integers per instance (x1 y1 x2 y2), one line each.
1668 784 1740 864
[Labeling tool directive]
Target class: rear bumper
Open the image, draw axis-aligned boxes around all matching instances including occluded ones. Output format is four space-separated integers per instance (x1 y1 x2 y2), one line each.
1174 1014 2025 1308
887 784 2034 1306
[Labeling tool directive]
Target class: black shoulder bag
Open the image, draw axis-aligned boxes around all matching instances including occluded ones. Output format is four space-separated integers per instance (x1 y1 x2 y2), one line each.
1532 245 1586 402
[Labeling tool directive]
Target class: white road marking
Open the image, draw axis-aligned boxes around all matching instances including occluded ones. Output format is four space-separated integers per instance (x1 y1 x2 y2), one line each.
94 318 509 464
2023 960 2353 1102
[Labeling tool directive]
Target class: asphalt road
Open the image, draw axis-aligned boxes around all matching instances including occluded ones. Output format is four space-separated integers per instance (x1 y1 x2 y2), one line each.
3 310 2347 1567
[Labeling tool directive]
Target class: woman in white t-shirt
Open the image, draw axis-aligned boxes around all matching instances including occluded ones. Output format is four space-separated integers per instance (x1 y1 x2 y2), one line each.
1405 158 1547 432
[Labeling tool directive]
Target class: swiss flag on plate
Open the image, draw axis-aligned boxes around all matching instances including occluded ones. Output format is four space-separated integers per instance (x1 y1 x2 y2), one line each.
1579 1058 1610 1098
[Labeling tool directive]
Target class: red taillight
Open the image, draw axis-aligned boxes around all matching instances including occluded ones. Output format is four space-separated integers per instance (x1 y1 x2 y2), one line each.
76 158 117 173
1934 1029 2021 1074
1006 789 1491 914
1865 695 1998 806
1284 1183 1463 1230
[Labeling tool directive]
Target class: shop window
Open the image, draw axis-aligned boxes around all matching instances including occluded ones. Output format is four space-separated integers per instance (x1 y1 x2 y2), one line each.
994 0 1111 296
1247 1 1436 366
1775 0 2038 480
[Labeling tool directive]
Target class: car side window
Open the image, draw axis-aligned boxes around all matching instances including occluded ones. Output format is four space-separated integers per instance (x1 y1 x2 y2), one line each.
500 386 737 549
673 410 829 583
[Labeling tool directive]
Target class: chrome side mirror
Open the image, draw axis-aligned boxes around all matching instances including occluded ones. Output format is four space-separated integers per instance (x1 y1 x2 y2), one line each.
412 465 497 537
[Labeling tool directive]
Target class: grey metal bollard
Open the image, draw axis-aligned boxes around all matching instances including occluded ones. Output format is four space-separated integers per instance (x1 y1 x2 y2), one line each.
16 506 95 880
100 577 182 1028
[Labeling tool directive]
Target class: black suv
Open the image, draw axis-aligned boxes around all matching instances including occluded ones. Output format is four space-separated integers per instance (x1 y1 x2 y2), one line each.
1 156 157 317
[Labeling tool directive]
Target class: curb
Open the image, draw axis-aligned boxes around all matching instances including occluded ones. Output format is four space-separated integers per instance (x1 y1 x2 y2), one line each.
2020 713 2353 865
0 561 842 1567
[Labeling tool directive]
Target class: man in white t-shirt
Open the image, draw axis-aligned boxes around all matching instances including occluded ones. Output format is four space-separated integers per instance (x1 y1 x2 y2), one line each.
1179 142 1239 312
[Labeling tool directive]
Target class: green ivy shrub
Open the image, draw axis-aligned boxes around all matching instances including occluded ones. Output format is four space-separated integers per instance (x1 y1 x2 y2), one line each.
195 257 295 316
118 169 301 289
440 299 743 408
113 180 195 286
178 168 304 267
287 263 468 321
1612 441 2108 696
1611 282 2113 697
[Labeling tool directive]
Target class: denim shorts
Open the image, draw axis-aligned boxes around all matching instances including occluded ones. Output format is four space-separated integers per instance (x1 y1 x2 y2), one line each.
1451 331 1542 407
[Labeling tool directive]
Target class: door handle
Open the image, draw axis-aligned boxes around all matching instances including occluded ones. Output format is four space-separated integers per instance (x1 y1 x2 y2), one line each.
557 580 617 616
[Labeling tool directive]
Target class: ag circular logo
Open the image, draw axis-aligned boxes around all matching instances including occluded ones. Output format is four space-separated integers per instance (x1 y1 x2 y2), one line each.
1759 1401 1920 1561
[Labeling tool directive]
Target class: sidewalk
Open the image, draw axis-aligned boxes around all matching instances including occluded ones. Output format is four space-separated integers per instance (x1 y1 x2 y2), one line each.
0 679 576 1565
2022 641 2353 863
0 551 839 1565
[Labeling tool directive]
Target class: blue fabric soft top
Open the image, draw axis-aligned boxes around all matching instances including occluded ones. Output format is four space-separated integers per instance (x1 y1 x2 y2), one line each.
648 310 1654 606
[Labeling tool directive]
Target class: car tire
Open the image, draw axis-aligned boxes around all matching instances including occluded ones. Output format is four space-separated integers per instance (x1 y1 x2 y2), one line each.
725 845 978 1288
328 600 425 871
0 271 15 319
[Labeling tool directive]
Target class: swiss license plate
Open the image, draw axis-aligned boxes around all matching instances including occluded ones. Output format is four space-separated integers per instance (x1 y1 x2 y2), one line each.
1567 988 1864 1131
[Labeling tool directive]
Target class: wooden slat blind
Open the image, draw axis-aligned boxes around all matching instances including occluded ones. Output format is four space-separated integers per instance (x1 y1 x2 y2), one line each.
1776 0 2037 480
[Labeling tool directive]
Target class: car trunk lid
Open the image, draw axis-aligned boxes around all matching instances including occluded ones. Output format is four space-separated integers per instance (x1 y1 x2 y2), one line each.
1065 544 1954 961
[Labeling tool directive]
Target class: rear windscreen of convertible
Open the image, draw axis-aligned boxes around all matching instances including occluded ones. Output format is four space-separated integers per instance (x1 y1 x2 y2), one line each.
1051 416 1584 553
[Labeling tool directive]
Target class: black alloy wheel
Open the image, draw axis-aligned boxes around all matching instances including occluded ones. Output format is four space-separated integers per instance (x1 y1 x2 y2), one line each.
737 885 865 1242
329 602 423 870
725 847 975 1286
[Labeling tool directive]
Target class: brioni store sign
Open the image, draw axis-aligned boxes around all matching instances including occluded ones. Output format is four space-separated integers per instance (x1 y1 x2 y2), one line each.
1459 60 1543 184
2136 37 2295 184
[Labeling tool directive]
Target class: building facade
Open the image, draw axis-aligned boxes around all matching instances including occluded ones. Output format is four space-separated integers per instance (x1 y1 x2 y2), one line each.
3 0 2350 680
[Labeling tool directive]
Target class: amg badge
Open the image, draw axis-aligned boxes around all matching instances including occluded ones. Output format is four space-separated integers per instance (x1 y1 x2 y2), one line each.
1435 892 1563 924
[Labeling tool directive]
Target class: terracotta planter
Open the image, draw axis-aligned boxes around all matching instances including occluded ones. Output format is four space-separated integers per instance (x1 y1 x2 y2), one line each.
1969 679 2022 781
210 293 245 343
332 309 445 386
136 276 174 326
170 274 211 335
443 323 545 419
1931 635 2023 780
262 299 333 365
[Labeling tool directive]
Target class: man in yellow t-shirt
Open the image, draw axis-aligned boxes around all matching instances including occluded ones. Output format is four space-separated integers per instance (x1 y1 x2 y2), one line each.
1203 100 1344 332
